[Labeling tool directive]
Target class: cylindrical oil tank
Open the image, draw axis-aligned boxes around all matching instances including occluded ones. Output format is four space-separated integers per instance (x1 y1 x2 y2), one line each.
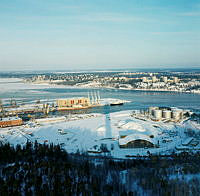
162 110 172 119
153 109 162 120
149 107 159 116
172 109 182 120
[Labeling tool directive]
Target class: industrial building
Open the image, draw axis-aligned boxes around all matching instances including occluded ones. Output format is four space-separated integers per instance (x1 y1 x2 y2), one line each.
0 117 23 128
1 103 55 117
56 97 91 110
118 122 159 148
35 116 66 124
119 133 156 148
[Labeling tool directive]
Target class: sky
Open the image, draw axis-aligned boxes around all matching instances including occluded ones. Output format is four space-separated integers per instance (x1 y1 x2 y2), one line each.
0 0 200 71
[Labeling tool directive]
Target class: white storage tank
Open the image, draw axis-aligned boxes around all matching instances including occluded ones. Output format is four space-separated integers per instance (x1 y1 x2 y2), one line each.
172 109 182 120
162 110 172 119
149 107 159 116
153 109 162 120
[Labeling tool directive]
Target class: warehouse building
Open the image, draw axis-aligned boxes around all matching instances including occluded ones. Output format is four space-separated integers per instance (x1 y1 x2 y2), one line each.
56 97 90 110
0 117 23 128
119 133 156 148
35 116 66 124
118 122 159 148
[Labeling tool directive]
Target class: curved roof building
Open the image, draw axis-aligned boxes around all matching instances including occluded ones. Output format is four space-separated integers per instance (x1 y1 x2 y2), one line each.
119 133 158 148
118 121 159 148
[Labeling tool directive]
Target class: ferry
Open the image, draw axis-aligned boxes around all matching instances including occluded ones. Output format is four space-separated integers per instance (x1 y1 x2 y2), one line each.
110 102 124 106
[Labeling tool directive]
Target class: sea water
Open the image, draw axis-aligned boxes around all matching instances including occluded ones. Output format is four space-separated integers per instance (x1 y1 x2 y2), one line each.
0 78 200 114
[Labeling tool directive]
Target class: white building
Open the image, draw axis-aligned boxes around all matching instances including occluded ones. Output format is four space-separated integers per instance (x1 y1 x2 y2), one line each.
152 76 157 83
163 76 168 83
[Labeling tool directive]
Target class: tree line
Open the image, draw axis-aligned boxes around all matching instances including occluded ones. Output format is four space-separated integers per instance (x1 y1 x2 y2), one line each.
1 141 200 195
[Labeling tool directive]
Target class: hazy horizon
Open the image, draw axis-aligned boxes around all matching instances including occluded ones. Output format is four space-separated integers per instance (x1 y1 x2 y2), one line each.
1 67 200 74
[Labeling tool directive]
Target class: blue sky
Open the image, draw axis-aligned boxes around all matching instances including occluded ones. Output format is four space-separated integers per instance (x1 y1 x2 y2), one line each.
0 0 199 71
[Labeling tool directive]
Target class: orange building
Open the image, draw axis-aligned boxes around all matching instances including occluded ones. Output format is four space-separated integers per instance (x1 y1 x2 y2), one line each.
56 97 90 110
0 117 23 128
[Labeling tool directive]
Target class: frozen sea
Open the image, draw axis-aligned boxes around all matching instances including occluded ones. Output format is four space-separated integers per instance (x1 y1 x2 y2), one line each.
0 78 200 113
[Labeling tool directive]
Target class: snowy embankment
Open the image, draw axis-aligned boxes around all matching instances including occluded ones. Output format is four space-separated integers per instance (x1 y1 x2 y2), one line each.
0 78 86 94
0 110 199 159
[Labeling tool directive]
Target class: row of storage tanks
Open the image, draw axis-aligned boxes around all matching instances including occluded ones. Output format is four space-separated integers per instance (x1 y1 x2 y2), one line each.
149 107 184 120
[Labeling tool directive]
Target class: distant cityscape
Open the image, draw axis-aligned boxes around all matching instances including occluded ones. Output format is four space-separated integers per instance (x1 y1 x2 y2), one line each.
24 71 200 93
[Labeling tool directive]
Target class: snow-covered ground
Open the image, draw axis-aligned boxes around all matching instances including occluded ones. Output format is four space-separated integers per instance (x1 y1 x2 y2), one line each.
0 78 52 92
1 110 200 159
0 78 96 93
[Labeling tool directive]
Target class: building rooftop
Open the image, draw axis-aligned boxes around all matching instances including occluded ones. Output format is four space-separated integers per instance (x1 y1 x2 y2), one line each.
0 117 22 122
119 133 158 146
57 97 88 101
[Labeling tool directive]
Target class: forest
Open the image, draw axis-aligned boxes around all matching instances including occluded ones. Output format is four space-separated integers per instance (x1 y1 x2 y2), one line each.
0 141 200 195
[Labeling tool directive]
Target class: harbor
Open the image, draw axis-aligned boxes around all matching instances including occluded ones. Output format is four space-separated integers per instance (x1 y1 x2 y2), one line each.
0 79 200 158
0 90 128 127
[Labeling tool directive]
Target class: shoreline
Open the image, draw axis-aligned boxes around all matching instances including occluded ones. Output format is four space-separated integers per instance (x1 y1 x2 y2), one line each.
127 88 200 94
24 81 200 94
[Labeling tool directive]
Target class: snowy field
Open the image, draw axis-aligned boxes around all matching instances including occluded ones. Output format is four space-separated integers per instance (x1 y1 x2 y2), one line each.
1 110 200 159
0 78 75 93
